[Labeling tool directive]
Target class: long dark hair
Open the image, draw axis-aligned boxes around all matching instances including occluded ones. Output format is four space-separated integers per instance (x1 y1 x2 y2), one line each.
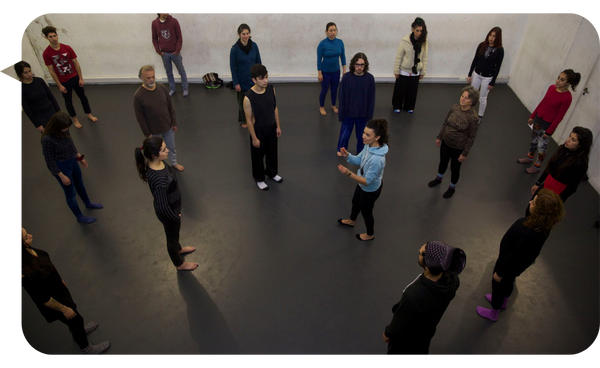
545 126 593 176
14 60 31 80
135 137 165 183
22 234 53 279
366 119 389 146
562 69 582 91
411 17 427 44
477 27 503 56
349 52 369 74
42 112 72 139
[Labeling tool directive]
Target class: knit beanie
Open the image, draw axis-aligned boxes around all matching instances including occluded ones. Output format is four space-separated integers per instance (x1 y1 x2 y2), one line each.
424 241 467 275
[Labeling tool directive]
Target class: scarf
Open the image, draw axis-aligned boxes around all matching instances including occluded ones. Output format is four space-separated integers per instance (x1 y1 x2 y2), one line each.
410 33 422 74
236 38 253 55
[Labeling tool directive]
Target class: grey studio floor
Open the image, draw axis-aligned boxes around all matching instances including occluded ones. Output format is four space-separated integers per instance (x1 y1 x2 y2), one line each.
21 81 599 355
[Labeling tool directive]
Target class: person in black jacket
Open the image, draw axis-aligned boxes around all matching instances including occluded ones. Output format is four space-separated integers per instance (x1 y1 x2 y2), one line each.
476 189 565 321
530 126 592 205
16 60 61 133
135 137 198 271
467 27 504 122
22 227 110 354
383 241 466 354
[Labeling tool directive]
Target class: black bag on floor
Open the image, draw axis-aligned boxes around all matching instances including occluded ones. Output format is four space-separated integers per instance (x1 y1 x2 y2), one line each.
202 72 224 89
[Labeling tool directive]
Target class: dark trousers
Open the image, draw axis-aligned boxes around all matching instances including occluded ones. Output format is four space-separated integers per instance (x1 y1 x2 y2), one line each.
438 140 463 185
491 275 516 310
156 212 184 267
350 183 383 236
337 117 368 154
319 70 340 107
237 90 248 123
54 158 91 217
57 308 89 349
392 75 420 111
61 75 92 117
250 124 278 182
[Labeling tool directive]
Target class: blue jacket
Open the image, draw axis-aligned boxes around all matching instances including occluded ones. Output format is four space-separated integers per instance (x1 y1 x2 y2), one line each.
317 37 346 73
229 40 262 91
346 144 388 192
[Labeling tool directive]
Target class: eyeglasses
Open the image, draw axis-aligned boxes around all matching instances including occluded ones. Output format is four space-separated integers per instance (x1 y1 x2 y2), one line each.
355 63 365 67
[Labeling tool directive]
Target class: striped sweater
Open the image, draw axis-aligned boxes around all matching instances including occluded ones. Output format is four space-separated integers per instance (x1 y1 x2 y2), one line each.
147 164 181 222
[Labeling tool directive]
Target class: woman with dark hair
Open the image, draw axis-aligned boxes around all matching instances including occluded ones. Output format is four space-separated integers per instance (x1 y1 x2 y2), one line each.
317 22 346 116
337 119 389 241
518 69 582 174
427 86 480 198
230 23 262 128
530 126 592 204
337 52 376 154
21 227 110 354
135 137 198 271
476 189 565 321
15 60 61 133
392 17 428 113
41 112 102 224
467 27 504 122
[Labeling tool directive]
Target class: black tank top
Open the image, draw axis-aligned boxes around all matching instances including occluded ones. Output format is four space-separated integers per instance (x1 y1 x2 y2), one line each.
245 85 276 128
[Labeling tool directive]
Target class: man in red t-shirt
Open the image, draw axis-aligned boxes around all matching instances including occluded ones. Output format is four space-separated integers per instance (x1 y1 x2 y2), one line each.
42 26 97 128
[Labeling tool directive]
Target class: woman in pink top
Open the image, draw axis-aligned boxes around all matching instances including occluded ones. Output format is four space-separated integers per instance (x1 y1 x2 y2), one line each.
517 69 581 174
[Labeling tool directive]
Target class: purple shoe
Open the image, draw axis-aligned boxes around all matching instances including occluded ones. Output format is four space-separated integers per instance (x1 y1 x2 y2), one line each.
476 306 499 321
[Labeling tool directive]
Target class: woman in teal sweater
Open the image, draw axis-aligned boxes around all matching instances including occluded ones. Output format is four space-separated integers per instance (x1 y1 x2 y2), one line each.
317 22 346 116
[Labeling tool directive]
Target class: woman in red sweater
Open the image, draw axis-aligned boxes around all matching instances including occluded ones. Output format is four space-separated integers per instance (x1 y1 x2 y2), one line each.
517 69 581 174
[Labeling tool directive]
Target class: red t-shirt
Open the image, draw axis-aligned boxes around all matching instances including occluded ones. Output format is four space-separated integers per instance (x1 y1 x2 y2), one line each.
43 44 78 83
530 85 572 135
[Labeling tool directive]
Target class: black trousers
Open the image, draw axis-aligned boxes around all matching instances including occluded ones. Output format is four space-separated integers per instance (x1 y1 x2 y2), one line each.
438 140 463 185
491 275 516 310
392 75 420 111
156 212 184 267
61 75 92 117
57 308 89 349
350 183 383 236
237 90 248 123
250 124 278 182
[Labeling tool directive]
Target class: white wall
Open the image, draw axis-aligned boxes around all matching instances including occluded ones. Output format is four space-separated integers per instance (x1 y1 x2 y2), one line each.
21 13 527 83
13 13 600 192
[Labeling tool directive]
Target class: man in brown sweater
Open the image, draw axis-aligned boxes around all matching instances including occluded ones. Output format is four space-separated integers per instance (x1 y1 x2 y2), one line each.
133 65 184 171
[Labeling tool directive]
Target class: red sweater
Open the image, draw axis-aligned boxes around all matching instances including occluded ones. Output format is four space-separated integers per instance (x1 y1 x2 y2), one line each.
151 15 183 54
530 85 572 135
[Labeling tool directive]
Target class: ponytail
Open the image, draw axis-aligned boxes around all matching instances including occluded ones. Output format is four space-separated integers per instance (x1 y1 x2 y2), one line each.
366 119 389 146
563 69 581 91
135 137 164 183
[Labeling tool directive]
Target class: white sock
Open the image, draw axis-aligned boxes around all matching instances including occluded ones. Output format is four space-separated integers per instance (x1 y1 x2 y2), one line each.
257 181 269 190
272 175 282 182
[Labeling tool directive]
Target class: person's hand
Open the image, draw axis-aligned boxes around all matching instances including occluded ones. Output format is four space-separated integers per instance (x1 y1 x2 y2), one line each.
528 118 534 125
276 128 281 138
58 173 71 186
59 85 67 94
531 185 539 195
318 71 323 82
179 214 181 218
148 134 153 138
488 85 494 90
435 139 441 147
252 138 260 148
172 126 178 132
383 331 390 343
79 79 84 87
173 51 179 56
467 77 472 84
458 155 467 162
235 84 241 92
63 306 76 319
542 133 549 139
337 147 349 158
78 158 88 168
394 74 399 79
493 272 502 283
37 126 45 134
338 164 350 176
159 52 165 56
419 74 425 80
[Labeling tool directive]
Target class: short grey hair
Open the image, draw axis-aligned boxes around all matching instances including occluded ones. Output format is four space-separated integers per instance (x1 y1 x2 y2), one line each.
461 85 480 106
138 65 155 79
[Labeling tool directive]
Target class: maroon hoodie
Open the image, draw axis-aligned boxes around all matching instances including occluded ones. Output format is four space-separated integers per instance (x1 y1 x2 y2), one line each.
151 15 183 54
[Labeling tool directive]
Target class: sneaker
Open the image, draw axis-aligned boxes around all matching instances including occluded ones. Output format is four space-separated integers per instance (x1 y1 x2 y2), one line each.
394 109 401 113
270 175 283 183
428 178 442 187
169 90 176 96
256 181 269 191
80 341 110 354
183 90 189 97
84 321 99 334
77 215 97 224
407 110 414 113
443 187 455 199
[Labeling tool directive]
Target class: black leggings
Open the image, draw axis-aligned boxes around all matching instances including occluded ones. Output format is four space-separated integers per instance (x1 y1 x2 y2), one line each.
438 140 463 185
491 275 516 310
350 183 383 236
156 212 184 267
61 75 92 117
57 308 89 349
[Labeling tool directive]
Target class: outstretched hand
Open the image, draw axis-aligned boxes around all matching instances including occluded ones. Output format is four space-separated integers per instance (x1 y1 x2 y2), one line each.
337 147 349 158
338 164 350 176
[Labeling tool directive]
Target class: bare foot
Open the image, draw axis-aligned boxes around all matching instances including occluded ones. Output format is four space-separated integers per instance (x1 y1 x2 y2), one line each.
180 246 196 255
87 114 98 122
358 233 374 241
340 219 355 226
173 164 184 171
72 117 83 129
176 262 198 271
319 107 327 116
332 106 338 114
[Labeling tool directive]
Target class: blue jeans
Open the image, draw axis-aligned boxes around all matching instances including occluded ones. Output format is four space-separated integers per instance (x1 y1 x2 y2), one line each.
319 70 340 107
54 157 91 217
337 117 367 154
161 52 188 92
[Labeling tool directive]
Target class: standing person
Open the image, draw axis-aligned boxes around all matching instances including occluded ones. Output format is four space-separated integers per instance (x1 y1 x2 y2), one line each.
518 69 581 174
476 189 565 321
317 22 346 116
42 26 97 129
427 86 479 198
41 112 103 224
230 24 262 128
16 60 61 133
528 126 592 207
383 241 466 354
391 17 428 114
134 137 198 271
467 26 504 123
337 119 388 241
151 13 189 97
243 64 282 191
134 65 184 171
337 53 376 154
22 227 110 354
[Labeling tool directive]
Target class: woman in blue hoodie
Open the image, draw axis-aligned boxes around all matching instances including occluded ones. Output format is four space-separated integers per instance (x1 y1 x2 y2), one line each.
317 22 346 116
337 119 389 241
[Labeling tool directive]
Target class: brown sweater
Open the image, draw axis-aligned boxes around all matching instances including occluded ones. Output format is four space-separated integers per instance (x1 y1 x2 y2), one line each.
437 104 478 157
133 84 177 136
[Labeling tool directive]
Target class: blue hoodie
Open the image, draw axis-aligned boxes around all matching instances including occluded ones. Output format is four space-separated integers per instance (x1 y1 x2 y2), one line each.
345 144 388 192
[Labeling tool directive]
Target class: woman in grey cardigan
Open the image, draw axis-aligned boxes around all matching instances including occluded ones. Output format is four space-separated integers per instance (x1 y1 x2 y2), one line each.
427 86 479 198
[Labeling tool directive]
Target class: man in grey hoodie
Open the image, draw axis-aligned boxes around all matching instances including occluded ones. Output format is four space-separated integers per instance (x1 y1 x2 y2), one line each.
383 241 466 354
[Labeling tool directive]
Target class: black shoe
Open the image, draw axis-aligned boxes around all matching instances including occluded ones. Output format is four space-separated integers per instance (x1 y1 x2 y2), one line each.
443 188 455 199
428 178 442 187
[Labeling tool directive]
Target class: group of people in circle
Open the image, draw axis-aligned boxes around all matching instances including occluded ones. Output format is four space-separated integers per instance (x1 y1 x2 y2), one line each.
18 15 594 354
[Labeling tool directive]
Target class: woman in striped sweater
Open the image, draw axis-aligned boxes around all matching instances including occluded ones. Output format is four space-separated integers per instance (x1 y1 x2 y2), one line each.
135 137 198 271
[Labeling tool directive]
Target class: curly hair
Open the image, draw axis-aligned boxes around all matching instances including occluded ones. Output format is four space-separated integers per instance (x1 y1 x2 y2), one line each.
523 188 565 231
366 119 389 146
349 53 369 74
